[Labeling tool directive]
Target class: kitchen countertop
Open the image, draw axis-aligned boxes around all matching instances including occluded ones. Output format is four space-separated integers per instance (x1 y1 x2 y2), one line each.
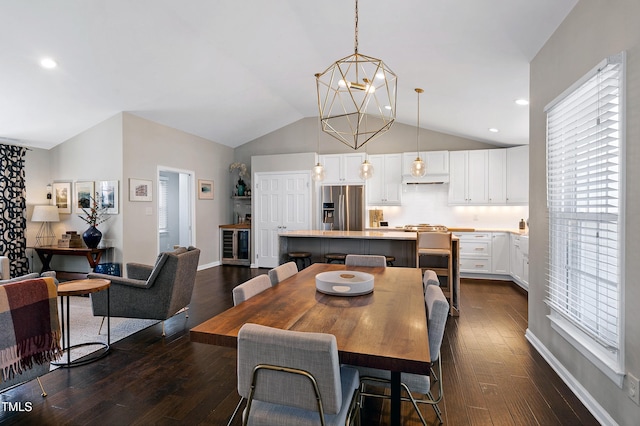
366 226 528 235
279 230 417 240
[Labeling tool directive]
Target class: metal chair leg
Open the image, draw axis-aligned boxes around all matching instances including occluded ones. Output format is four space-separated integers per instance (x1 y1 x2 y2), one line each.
227 397 244 426
36 376 47 397
98 316 106 335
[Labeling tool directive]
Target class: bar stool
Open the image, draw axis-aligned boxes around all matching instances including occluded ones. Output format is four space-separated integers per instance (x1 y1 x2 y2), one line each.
325 253 347 264
287 251 312 270
385 255 395 266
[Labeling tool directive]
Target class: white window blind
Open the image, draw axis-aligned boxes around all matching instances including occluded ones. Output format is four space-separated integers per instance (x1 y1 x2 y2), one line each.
545 53 623 356
159 178 168 231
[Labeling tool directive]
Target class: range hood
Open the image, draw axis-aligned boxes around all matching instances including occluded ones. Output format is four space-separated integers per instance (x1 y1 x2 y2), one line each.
402 173 449 184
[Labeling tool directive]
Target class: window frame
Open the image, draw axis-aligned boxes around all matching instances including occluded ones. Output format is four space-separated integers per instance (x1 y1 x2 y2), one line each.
544 52 626 387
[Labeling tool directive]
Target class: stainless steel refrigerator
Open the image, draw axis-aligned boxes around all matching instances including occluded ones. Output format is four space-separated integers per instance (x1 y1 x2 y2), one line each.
321 185 364 231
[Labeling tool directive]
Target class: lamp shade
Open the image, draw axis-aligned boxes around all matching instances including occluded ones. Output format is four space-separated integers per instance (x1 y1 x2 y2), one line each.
31 205 60 222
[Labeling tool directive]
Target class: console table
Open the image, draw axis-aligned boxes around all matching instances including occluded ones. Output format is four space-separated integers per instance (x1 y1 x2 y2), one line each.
34 246 107 273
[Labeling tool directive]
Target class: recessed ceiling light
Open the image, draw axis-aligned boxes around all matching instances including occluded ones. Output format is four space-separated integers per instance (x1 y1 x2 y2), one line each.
488 128 499 133
384 105 392 110
40 58 57 69
515 99 529 106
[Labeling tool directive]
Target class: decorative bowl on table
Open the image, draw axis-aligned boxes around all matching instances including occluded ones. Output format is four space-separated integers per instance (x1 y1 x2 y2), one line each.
315 271 374 296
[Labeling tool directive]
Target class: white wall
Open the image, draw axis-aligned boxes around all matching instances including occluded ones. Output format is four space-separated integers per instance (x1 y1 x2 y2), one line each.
376 184 528 229
529 2 640 425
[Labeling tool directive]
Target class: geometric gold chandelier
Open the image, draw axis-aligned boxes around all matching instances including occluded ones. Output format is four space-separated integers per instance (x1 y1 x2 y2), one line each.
315 0 397 150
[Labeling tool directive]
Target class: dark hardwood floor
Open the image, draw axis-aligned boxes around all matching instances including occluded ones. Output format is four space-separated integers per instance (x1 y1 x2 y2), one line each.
0 267 598 425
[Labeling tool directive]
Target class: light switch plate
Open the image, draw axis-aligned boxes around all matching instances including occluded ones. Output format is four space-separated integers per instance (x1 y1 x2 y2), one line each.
628 374 640 405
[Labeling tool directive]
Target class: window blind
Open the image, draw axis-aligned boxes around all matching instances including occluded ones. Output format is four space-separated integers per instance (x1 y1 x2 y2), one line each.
159 178 168 231
545 53 623 352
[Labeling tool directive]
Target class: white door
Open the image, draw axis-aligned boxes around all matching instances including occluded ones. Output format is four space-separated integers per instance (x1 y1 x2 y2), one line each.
255 172 311 268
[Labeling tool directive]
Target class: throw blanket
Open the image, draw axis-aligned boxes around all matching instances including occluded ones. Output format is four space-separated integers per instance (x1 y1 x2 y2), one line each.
0 277 62 383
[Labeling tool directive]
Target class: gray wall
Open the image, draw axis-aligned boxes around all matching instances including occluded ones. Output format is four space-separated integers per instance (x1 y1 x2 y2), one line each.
529 1 640 425
26 112 234 272
122 113 234 267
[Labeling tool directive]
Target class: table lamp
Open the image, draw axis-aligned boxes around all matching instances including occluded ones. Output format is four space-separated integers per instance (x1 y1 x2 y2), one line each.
31 205 60 247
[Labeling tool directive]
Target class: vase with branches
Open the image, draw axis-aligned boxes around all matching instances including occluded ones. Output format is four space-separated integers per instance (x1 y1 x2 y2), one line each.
229 162 248 195
78 193 109 248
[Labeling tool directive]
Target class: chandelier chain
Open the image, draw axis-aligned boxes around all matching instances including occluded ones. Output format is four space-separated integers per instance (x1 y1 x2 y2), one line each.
354 0 359 54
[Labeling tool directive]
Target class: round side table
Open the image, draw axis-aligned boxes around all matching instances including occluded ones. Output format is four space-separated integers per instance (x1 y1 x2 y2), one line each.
52 278 111 368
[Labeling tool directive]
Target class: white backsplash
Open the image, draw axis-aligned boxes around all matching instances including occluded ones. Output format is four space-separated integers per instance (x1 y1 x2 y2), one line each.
368 184 529 229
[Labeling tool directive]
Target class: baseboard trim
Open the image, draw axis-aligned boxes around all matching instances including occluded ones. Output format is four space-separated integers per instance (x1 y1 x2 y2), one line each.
197 261 219 271
525 329 617 426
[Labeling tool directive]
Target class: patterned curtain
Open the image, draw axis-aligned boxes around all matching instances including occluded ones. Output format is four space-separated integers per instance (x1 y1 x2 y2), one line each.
0 144 29 277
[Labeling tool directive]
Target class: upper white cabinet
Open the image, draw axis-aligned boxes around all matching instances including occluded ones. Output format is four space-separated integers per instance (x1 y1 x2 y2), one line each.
487 149 506 204
506 145 529 204
319 153 366 184
367 154 402 205
448 150 488 205
401 151 449 175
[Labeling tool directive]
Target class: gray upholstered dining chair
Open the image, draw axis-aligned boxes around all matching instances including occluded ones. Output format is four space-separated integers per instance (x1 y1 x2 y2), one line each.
233 323 360 426
423 269 440 291
233 274 272 306
268 261 298 285
353 284 449 425
344 254 387 267
88 246 200 336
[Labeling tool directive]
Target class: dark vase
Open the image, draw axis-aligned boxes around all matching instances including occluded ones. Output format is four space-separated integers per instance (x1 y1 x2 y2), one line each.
236 179 246 196
83 226 102 249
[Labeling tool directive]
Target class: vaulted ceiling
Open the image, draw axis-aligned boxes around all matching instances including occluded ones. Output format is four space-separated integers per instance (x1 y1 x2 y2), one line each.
0 0 577 150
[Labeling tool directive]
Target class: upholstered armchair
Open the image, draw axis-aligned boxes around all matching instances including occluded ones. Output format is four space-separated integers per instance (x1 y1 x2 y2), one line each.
0 255 57 285
88 246 200 335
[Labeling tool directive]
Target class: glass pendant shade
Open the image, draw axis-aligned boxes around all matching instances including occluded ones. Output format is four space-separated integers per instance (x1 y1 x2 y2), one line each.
311 163 325 182
411 157 427 177
359 159 374 180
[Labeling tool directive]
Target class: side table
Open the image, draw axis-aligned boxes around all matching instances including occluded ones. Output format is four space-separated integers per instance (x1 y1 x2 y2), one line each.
52 278 111 368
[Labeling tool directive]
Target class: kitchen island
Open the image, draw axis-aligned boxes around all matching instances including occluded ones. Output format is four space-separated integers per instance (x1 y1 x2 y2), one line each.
278 230 418 267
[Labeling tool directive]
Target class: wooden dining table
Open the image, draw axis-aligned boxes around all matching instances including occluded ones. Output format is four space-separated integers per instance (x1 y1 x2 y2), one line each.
190 263 430 426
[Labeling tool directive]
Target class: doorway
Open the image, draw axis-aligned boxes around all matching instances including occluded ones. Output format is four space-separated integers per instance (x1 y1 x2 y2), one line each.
157 167 195 252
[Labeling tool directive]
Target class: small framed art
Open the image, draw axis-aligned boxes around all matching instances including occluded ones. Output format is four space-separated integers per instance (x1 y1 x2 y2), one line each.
129 178 152 202
97 180 119 214
52 181 72 214
198 179 214 200
75 181 94 212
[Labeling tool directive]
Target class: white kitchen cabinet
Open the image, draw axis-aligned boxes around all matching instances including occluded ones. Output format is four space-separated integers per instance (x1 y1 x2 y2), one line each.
488 149 506 204
454 232 492 273
491 232 510 274
510 234 529 289
367 154 402 205
401 150 449 175
448 150 488 205
319 153 366 184
506 145 529 204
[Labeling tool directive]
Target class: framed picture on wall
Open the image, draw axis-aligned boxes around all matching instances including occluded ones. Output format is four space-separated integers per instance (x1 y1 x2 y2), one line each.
198 179 214 200
74 181 94 213
129 178 152 202
97 180 119 214
52 181 72 214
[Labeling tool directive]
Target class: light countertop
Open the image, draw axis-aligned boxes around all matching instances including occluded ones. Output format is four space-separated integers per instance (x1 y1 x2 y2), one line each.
279 230 417 240
366 226 528 235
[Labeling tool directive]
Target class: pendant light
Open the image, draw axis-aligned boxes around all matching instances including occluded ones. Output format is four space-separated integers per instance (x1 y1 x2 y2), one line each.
359 158 374 180
410 88 427 177
315 0 397 151
311 118 325 182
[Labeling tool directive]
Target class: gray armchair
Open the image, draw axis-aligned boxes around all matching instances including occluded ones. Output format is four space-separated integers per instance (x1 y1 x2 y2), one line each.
88 246 200 336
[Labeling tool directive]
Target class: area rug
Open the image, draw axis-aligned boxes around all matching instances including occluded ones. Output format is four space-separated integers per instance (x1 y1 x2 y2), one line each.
51 295 159 368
